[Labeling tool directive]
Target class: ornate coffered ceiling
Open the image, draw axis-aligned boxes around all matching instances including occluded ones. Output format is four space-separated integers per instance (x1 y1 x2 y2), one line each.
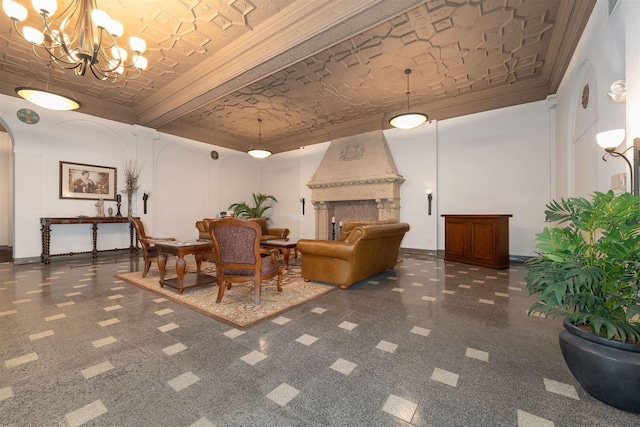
0 0 595 154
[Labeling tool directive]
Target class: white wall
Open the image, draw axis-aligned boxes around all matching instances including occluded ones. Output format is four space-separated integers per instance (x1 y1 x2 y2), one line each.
0 130 11 247
0 94 257 261
555 0 627 197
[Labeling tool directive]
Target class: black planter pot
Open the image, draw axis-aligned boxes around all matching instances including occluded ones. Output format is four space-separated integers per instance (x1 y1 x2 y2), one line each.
559 319 640 413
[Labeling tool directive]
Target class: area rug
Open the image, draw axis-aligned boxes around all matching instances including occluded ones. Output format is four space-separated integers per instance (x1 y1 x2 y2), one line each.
114 261 335 329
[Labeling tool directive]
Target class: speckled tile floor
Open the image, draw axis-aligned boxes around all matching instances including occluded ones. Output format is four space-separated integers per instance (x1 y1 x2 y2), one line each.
1 251 638 426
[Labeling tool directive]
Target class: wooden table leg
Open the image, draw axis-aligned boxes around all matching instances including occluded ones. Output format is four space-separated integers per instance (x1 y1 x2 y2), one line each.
195 253 203 273
282 248 290 270
176 255 186 294
158 252 167 287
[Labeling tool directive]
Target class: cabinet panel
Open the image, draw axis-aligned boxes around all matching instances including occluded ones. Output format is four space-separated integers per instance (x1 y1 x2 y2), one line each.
442 215 511 269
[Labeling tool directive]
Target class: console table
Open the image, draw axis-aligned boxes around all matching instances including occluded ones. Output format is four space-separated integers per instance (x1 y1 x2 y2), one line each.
442 214 512 269
40 217 139 264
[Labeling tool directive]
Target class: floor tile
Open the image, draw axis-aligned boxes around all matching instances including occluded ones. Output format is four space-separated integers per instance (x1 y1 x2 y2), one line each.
266 383 299 406
543 378 579 400
81 361 115 379
338 321 358 331
168 372 200 392
163 343 188 356
516 409 555 427
431 367 459 387
29 330 54 341
376 340 398 353
382 394 417 423
330 358 357 375
272 316 291 325
241 350 267 366
0 387 14 401
466 347 489 362
295 334 318 346
410 326 431 337
158 322 179 332
5 352 39 368
224 329 245 339
65 399 108 427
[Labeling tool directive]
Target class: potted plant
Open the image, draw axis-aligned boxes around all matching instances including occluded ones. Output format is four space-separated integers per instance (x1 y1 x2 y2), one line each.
525 190 640 412
229 193 278 221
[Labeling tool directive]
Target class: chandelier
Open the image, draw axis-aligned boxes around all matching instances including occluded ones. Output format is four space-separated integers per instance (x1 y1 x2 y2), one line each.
389 68 428 130
248 118 272 159
3 0 148 82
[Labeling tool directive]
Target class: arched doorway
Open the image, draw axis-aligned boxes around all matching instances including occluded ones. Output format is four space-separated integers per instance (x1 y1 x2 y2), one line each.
0 123 14 262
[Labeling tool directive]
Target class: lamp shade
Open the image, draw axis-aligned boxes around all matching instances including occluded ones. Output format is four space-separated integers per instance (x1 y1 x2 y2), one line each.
247 148 272 159
389 112 428 130
596 129 625 150
15 87 80 111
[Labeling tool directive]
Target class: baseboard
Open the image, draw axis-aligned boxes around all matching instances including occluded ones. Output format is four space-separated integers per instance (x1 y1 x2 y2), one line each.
13 256 41 265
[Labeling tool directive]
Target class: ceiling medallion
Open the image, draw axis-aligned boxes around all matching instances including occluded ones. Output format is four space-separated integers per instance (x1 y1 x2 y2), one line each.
17 108 40 124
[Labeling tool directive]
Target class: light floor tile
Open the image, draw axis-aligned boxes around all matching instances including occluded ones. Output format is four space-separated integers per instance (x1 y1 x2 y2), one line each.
223 329 245 339
509 286 522 291
338 321 358 331
330 358 357 375
57 301 75 307
111 286 126 291
168 371 200 392
266 383 299 406
479 299 495 305
81 361 114 379
108 294 124 300
411 282 424 287
65 399 108 427
495 292 509 298
241 350 267 366
98 318 120 327
189 417 216 427
410 326 431 337
429 278 440 282
431 367 459 387
13 298 31 304
376 340 398 353
79 278 92 282
391 288 404 292
442 290 455 295
155 308 174 316
388 277 398 280
311 307 326 314
0 387 13 401
404 273 415 276
158 323 179 332
543 378 579 400
25 289 43 295
92 336 117 348
466 347 489 362
295 334 318 346
5 352 39 368
65 292 82 297
45 313 66 321
444 274 455 278
29 330 54 341
271 316 291 325
368 281 380 284
486 275 497 279
516 409 555 427
382 394 417 423
473 280 484 284
74 284 88 287
154 297 168 303
112 280 124 284
104 305 122 312
421 296 436 302
458 284 471 289
163 343 188 356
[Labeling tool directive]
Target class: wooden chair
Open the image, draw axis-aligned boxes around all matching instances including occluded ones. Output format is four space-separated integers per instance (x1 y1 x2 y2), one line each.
129 218 176 277
208 217 282 305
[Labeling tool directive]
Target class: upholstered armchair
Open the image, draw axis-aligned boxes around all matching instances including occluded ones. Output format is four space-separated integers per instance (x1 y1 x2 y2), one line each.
129 218 176 277
208 217 282 305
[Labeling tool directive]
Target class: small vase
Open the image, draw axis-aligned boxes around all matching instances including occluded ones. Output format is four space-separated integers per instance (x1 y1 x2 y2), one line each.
127 193 133 217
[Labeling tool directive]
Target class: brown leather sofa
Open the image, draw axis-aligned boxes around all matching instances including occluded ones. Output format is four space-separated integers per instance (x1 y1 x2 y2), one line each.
297 221 410 289
195 217 289 242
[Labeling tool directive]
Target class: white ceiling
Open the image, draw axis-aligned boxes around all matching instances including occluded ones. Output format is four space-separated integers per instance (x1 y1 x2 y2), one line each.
0 0 595 153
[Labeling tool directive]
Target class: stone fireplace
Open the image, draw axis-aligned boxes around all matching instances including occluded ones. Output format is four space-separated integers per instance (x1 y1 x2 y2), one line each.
307 130 404 239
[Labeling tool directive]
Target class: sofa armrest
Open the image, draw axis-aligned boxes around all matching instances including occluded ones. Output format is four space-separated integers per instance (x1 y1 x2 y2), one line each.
297 239 354 261
266 227 289 239
195 221 207 233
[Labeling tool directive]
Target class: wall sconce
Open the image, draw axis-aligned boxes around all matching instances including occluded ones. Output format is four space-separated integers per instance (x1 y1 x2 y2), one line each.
605 79 626 103
596 129 639 195
300 197 305 215
426 188 433 215
142 192 149 214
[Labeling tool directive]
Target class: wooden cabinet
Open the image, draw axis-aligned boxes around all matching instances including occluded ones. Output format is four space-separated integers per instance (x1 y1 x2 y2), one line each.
442 214 512 269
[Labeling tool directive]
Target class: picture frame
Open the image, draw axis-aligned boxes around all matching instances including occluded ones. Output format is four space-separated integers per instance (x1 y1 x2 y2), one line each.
59 161 117 200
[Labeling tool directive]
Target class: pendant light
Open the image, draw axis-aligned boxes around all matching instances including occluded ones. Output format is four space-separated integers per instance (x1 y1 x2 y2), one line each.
16 62 80 111
248 118 272 158
389 68 427 130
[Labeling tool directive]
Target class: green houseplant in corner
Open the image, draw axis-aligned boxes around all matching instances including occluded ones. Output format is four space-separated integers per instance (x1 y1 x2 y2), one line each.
229 193 278 221
525 190 640 412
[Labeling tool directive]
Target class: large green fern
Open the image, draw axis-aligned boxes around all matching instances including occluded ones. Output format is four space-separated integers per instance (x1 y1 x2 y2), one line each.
526 190 640 343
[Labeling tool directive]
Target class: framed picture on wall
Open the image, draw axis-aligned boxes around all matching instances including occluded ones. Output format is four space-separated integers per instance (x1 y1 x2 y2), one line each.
59 161 117 200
